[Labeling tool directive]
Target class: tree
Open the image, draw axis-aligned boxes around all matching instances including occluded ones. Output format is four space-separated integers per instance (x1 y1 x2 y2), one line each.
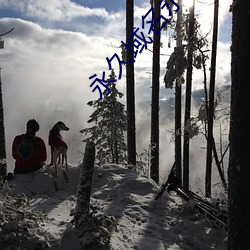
163 0 184 183
126 0 136 166
183 0 195 190
74 142 115 248
175 0 183 182
0 28 14 177
0 68 6 177
150 0 161 184
228 0 250 248
80 70 127 166
164 2 210 187
205 0 219 197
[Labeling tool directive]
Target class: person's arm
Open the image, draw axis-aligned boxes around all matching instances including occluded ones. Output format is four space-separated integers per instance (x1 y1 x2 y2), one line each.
12 136 19 159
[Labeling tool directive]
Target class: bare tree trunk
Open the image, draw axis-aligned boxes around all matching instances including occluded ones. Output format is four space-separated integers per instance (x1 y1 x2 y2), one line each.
183 0 195 190
228 0 250 248
74 142 116 248
205 0 219 197
74 142 95 226
150 0 160 184
175 0 183 183
126 0 136 166
0 69 7 177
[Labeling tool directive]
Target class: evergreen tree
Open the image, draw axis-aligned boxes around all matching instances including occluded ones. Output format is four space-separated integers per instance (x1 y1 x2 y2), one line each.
80 70 127 166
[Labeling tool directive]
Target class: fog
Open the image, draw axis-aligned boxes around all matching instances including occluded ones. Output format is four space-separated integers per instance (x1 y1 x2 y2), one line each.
0 1 231 193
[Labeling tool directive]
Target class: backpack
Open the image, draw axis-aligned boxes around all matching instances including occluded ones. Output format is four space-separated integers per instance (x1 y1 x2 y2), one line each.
17 135 37 160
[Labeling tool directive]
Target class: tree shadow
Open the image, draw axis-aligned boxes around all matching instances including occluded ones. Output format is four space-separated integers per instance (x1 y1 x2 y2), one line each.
91 165 226 250
91 164 171 249
9 165 80 215
135 190 227 250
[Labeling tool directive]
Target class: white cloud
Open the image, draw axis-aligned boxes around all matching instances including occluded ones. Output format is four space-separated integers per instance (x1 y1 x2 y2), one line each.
0 0 113 21
0 17 129 170
0 1 232 175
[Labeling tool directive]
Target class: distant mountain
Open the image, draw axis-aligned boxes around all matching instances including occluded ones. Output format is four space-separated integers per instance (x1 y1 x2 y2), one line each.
136 85 231 124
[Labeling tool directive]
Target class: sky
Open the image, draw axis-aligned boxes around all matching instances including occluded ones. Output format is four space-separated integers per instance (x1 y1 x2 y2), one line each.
0 0 232 189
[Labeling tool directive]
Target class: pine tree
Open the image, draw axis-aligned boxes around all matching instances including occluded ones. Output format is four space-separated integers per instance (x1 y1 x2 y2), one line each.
80 70 127 166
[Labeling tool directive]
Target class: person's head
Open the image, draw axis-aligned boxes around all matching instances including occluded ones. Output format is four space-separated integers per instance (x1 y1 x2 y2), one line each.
26 119 40 132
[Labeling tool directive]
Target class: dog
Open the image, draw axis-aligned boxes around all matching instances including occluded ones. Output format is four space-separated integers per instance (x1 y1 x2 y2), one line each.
48 121 69 176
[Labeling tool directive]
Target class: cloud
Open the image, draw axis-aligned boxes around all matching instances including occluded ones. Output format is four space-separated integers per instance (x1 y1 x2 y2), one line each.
0 17 127 170
0 0 111 21
0 0 232 189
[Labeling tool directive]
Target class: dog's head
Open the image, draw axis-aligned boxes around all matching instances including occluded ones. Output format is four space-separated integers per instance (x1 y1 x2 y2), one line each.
53 121 69 131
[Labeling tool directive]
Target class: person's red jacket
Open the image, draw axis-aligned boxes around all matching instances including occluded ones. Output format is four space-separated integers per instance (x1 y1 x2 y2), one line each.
12 131 47 171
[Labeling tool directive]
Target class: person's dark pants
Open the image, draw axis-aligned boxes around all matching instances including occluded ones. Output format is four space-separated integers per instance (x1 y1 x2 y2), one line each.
14 165 43 175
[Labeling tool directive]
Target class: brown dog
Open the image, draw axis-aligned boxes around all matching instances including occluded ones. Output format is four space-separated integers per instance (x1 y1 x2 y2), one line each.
48 121 69 176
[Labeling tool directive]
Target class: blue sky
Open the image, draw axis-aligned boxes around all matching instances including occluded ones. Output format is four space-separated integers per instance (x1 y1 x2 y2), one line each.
74 0 126 12
0 0 232 172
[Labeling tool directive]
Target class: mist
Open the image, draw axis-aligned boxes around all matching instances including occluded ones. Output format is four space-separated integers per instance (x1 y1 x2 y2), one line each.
0 1 231 194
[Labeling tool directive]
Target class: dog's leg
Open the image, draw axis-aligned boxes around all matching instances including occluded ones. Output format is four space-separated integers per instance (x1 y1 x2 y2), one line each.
53 149 60 177
50 147 54 165
54 163 58 177
65 152 68 171
57 154 61 164
61 152 65 166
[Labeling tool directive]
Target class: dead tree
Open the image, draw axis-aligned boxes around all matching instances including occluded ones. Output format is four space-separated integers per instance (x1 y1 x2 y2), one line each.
183 0 195 190
150 0 161 184
74 142 96 225
0 69 6 177
205 0 219 198
0 28 14 177
126 0 136 166
74 142 115 248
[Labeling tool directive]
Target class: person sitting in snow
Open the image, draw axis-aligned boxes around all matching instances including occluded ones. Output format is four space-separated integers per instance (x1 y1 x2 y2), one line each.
12 119 47 174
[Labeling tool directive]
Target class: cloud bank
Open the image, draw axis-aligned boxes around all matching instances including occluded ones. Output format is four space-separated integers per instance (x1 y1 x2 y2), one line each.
0 1 232 192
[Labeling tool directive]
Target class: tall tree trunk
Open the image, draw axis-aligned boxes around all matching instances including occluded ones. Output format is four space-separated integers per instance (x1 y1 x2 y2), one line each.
150 0 161 184
228 0 250 248
175 0 183 183
0 69 7 177
126 0 136 166
205 0 219 197
183 0 195 190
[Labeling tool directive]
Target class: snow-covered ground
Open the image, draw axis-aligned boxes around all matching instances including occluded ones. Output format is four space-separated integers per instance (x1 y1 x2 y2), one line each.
1 164 227 250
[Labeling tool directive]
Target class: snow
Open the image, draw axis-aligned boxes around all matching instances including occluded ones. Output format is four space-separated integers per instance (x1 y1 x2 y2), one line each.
2 164 227 250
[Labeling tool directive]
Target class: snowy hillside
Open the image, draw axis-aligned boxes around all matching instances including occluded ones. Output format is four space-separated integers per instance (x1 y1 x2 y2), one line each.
0 164 227 250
